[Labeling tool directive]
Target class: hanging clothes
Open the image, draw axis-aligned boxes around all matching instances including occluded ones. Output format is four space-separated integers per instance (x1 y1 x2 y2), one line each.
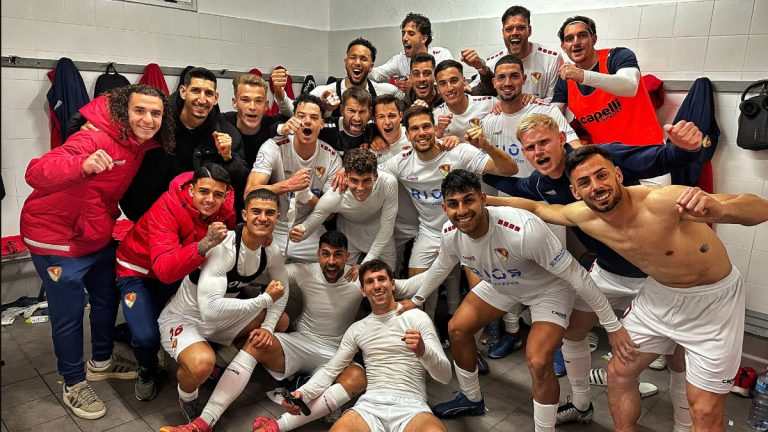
267 66 294 116
670 77 720 192
138 63 169 96
94 63 131 96
643 74 665 111
46 58 90 148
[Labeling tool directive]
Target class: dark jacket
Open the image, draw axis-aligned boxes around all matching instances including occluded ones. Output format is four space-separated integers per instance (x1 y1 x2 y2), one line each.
47 57 90 146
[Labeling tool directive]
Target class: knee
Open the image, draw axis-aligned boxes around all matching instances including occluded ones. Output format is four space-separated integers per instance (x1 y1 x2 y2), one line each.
181 354 215 382
447 319 471 341
526 353 551 382
338 365 367 396
688 399 722 426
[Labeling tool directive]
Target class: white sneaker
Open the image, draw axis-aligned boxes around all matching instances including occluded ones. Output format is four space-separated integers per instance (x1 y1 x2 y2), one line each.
639 382 658 398
589 368 608 386
86 353 138 381
649 355 667 370
63 381 106 419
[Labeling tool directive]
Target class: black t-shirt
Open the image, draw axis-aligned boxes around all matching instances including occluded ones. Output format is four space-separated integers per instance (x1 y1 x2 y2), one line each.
221 111 284 168
553 47 639 102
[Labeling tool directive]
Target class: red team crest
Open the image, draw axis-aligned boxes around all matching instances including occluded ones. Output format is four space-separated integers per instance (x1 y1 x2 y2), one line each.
531 72 542 83
47 266 62 282
439 164 451 176
315 166 326 178
494 248 509 261
124 292 137 308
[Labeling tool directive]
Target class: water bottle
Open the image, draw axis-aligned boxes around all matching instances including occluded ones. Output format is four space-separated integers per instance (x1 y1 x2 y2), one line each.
748 369 768 431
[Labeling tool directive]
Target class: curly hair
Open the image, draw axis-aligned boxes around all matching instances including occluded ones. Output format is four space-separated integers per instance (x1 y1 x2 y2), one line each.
108 84 175 154
402 13 433 47
343 148 378 175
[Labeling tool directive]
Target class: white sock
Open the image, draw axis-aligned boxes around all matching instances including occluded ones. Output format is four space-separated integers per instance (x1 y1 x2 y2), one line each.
562 337 592 410
503 307 521 334
65 380 87 392
276 383 349 431
533 399 557 432
200 350 257 426
670 370 692 431
90 358 111 368
178 384 199 402
455 361 482 402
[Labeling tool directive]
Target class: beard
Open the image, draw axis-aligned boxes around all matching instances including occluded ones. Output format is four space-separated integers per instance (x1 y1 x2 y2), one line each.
584 186 622 213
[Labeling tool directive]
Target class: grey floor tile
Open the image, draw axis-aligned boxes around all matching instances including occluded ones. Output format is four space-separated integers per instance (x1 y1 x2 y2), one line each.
103 418 153 432
0 357 39 387
1 375 53 410
141 403 195 431
1 420 7 432
1 394 68 432
71 398 139 432
16 415 81 432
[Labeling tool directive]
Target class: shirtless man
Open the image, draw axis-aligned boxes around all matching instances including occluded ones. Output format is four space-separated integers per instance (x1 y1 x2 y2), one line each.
494 144 768 431
158 188 289 431
254 259 451 432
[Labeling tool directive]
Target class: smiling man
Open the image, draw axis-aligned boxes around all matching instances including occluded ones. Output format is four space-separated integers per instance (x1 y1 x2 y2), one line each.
433 60 497 140
552 16 663 146
245 94 342 262
311 38 404 117
368 13 453 90
290 149 398 271
396 170 635 432
158 188 290 432
21 84 174 419
402 52 444 109
463 5 563 101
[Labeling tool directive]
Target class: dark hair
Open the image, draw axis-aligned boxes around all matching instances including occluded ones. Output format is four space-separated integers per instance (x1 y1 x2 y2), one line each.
441 169 482 197
401 12 433 47
344 148 378 175
402 104 434 129
341 86 372 109
183 67 217 88
373 94 404 113
244 188 279 207
319 230 348 250
193 163 230 186
108 84 175 154
494 54 525 74
347 37 377 62
558 15 597 42
435 59 463 77
293 93 325 117
358 258 394 285
501 6 531 25
410 52 436 70
564 145 613 178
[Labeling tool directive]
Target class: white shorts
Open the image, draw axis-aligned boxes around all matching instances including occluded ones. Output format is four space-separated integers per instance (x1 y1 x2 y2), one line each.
408 232 440 269
350 389 432 432
621 266 744 394
266 332 338 381
472 280 574 329
274 225 325 264
573 262 646 312
340 223 396 269
157 310 259 360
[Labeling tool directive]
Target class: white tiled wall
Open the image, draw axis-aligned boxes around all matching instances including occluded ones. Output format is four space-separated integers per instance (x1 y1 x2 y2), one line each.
327 0 768 315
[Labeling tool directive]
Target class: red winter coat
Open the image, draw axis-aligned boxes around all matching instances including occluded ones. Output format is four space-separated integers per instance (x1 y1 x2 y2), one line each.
115 171 236 283
21 96 159 258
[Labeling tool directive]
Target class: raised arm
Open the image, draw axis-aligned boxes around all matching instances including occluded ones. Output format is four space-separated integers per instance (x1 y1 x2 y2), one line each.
465 125 518 177
486 195 580 227
675 187 768 226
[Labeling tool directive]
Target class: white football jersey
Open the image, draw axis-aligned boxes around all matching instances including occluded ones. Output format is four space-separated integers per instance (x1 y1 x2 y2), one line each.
481 102 577 178
251 136 342 231
376 130 420 241
433 95 497 139
382 143 489 237
369 46 453 82
476 42 564 102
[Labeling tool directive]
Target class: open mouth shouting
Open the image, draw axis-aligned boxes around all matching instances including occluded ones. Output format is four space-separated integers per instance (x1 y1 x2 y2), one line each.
301 127 313 139
349 67 365 83
324 264 340 282
535 155 552 170
414 81 430 96
349 120 364 135
508 37 523 50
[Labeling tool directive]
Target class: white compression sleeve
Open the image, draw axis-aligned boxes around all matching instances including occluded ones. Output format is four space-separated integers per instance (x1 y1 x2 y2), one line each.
276 383 350 431
581 67 640 97
201 350 257 426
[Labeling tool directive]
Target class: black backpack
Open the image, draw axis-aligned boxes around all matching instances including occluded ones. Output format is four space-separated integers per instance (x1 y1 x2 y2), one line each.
94 63 130 96
737 79 768 151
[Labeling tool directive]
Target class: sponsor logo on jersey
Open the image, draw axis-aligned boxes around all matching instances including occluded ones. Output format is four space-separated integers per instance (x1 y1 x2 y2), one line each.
468 266 522 281
315 166 326 177
549 248 566 267
47 266 62 282
496 219 521 232
439 164 451 176
227 280 251 291
551 310 566 319
406 176 419 181
462 255 476 261
531 72 542 83
579 98 622 125
123 292 136 308
413 188 443 200
492 130 502 135
545 189 557 195
494 248 509 261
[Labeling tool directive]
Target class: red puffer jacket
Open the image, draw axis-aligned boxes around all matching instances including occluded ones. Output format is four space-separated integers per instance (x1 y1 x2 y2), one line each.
115 171 236 283
21 96 160 258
